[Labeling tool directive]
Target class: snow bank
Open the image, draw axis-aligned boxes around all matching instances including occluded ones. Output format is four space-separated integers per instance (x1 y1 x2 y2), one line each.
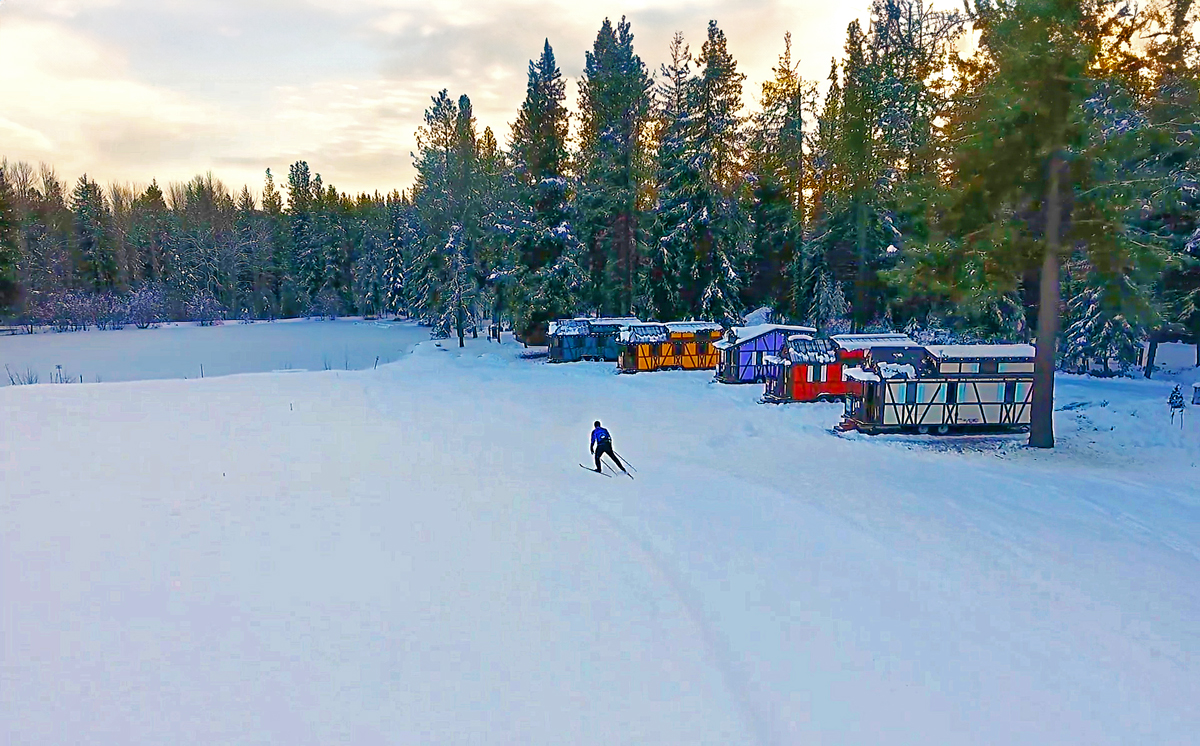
1 337 1198 745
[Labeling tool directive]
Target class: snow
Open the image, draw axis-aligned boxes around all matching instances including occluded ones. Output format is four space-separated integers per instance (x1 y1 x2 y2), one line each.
831 333 916 351
877 362 917 379
742 306 774 326
2 334 1199 744
845 366 881 382
724 324 817 346
665 321 722 335
619 324 670 343
925 343 1036 360
548 319 590 337
550 318 642 337
0 319 428 386
1146 341 1198 371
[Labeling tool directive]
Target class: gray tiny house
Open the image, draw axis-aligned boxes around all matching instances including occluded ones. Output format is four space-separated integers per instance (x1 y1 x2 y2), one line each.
840 344 1037 434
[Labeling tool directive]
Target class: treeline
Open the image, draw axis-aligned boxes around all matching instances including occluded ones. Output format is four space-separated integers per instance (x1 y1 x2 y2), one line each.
0 0 1197 370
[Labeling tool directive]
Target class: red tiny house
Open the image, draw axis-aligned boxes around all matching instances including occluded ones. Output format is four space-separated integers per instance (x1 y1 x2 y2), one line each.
764 333 917 403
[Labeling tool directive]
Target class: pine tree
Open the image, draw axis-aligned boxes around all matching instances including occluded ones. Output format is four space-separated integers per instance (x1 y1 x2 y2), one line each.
0 166 20 310
412 91 485 346
655 20 748 323
383 195 412 316
903 0 1167 447
71 175 117 292
645 32 693 321
576 17 653 316
507 39 584 335
744 33 811 316
1062 271 1144 375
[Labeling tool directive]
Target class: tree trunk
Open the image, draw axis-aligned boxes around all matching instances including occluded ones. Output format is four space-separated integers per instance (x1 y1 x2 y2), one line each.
1030 156 1063 449
854 199 868 332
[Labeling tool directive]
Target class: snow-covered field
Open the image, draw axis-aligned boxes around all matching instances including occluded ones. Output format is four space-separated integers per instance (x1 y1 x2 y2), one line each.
2 331 1198 745
1 318 428 386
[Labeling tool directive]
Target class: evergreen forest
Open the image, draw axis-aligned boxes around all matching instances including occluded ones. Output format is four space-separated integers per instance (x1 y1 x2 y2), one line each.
1 0 1197 378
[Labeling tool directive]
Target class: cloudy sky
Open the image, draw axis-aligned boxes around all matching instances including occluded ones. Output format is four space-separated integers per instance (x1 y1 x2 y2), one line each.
0 0 874 196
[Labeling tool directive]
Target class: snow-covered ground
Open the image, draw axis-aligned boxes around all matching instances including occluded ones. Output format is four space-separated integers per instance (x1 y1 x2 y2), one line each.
2 333 1198 745
1 318 428 386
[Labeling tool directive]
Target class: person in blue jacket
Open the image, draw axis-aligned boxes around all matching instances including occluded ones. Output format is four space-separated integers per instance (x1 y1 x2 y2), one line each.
590 421 626 474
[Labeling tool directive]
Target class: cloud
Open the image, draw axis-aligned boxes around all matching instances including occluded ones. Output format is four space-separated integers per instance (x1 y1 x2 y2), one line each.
0 0 882 195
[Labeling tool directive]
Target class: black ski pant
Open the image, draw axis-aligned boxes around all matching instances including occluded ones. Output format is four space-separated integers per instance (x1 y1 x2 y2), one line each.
594 441 624 472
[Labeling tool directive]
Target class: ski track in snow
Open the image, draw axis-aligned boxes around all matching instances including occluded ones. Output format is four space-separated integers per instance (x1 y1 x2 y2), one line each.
2 326 1199 744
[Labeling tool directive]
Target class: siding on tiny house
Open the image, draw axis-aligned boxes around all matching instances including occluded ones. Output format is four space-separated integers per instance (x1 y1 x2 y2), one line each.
717 328 812 383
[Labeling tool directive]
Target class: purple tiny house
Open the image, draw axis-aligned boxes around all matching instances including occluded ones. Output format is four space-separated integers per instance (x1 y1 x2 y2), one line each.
714 324 818 383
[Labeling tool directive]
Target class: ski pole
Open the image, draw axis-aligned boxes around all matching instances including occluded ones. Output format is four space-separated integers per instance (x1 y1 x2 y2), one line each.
614 451 637 472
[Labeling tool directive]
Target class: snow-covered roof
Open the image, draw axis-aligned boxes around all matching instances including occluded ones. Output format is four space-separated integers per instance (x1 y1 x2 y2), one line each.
726 324 817 346
844 366 880 382
666 321 723 334
548 319 590 337
550 317 641 336
878 362 917 380
925 344 1036 360
785 337 838 364
763 354 788 366
830 333 916 351
620 324 670 343
588 317 641 327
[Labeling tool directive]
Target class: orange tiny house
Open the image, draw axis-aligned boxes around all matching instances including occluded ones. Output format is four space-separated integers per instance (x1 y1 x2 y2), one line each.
617 322 723 373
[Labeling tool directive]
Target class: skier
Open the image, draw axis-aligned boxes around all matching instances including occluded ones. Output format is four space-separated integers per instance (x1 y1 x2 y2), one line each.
590 421 626 474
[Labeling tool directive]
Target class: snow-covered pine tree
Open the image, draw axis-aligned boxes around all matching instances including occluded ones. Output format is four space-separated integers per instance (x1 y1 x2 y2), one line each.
0 166 20 310
434 225 480 345
814 270 851 333
382 195 410 316
353 216 387 319
412 91 485 344
506 39 584 335
1062 268 1147 376
646 32 693 321
576 17 653 316
71 175 117 292
744 33 811 317
656 20 748 323
287 161 321 312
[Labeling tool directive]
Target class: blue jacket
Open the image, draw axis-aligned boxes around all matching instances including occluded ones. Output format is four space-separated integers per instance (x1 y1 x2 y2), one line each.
591 427 611 448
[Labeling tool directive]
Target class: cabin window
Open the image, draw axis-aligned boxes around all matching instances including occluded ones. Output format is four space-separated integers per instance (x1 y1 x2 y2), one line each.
1004 381 1017 404
980 360 999 374
906 382 918 403
755 351 764 366
698 342 709 355
945 382 958 404
674 342 684 357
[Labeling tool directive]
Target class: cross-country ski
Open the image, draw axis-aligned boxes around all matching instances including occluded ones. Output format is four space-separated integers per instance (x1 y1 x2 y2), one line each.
579 463 612 477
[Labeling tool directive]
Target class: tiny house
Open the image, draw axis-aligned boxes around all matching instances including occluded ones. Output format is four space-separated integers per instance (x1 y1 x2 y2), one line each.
547 319 592 363
548 317 640 363
714 324 817 384
840 344 1037 434
581 317 640 361
762 333 919 403
617 322 722 373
